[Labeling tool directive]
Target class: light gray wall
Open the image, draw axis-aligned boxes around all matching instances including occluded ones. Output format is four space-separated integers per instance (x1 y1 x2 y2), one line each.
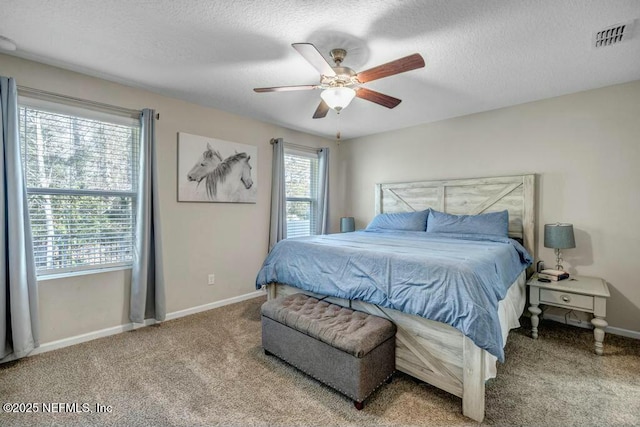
340 81 640 333
0 54 340 343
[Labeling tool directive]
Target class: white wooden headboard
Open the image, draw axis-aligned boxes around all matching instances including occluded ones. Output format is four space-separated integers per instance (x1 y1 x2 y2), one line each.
375 174 536 262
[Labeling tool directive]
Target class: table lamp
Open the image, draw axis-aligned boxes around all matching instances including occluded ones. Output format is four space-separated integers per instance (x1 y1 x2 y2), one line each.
544 223 575 271
340 217 355 233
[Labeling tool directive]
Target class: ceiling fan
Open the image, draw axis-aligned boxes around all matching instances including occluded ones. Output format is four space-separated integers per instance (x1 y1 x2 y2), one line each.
254 43 425 119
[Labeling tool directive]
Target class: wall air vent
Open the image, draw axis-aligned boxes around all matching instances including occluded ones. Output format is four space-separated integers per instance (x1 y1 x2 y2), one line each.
593 20 635 48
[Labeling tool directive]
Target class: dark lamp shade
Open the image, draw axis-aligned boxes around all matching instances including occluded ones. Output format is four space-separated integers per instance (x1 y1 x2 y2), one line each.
340 217 355 233
544 223 576 249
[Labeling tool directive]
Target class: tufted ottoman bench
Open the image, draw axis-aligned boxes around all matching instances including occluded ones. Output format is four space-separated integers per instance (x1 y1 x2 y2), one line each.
261 293 396 409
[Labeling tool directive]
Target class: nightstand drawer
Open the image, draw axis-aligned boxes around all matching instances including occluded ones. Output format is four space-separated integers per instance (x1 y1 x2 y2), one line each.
540 289 594 311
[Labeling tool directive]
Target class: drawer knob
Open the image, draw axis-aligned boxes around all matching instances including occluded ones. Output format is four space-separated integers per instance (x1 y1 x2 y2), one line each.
562 295 571 303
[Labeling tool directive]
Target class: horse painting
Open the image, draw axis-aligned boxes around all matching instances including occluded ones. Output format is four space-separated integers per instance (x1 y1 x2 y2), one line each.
187 143 223 183
178 133 257 203
202 152 254 202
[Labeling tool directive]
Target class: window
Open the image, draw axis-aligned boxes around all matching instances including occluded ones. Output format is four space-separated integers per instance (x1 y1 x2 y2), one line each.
284 148 319 238
18 99 140 276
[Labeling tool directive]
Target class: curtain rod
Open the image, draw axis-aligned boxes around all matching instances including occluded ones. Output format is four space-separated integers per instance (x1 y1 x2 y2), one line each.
17 85 158 120
270 138 322 153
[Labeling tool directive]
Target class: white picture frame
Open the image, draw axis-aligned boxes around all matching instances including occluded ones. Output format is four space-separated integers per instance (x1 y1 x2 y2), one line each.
177 132 257 203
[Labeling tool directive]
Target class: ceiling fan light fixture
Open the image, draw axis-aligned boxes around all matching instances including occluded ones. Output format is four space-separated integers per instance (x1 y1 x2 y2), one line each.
320 86 356 112
253 43 425 119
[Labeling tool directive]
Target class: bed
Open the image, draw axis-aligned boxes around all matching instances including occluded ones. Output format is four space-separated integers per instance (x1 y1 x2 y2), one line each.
257 174 535 422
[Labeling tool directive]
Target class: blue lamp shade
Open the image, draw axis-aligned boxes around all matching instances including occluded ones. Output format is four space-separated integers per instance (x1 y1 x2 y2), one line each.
544 223 576 249
340 217 355 233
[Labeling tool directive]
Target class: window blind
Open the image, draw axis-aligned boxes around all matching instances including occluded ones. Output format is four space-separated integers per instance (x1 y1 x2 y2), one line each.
18 104 140 275
284 149 319 238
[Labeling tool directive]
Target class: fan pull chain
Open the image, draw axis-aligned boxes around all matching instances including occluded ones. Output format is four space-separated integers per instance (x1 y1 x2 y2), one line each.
336 111 341 141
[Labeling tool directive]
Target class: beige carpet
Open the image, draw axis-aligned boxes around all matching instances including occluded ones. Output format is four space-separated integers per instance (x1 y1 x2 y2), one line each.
1 296 639 426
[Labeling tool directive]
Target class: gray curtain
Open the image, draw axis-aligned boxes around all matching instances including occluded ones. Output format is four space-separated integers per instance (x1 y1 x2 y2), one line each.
268 138 286 251
1 76 40 361
316 147 330 235
130 109 165 323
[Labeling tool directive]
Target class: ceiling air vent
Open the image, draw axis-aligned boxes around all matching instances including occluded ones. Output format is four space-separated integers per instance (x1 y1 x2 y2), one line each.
593 20 635 48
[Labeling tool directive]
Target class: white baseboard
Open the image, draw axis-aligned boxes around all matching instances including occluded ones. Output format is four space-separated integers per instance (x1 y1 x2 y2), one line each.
606 325 640 340
6 289 266 362
165 290 265 321
543 312 640 340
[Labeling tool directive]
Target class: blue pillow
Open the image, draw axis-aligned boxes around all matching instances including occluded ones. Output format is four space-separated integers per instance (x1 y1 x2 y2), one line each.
426 210 509 237
365 210 429 231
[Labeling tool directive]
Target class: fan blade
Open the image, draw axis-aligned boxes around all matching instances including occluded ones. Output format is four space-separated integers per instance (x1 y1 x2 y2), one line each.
253 85 319 93
356 87 402 109
356 53 425 83
292 43 336 77
312 100 330 119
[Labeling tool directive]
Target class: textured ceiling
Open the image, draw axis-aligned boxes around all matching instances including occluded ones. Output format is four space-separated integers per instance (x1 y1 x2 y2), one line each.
1 0 639 140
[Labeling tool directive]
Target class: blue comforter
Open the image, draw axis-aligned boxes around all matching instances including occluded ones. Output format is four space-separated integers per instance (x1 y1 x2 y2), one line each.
255 230 532 361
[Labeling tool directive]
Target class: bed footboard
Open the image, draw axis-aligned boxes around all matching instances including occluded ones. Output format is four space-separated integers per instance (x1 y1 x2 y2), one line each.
267 283 486 422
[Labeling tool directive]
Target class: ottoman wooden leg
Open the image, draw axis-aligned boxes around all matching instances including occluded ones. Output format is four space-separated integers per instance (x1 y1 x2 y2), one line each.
354 401 364 410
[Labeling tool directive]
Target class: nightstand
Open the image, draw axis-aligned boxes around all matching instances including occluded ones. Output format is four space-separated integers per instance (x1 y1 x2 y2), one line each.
527 275 610 355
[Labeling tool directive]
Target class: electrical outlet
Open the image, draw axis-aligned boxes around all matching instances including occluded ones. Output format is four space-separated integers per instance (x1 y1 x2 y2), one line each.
208 274 215 285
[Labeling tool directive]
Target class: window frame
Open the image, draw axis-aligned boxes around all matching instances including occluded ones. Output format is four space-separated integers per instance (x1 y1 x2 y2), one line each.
18 96 141 277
